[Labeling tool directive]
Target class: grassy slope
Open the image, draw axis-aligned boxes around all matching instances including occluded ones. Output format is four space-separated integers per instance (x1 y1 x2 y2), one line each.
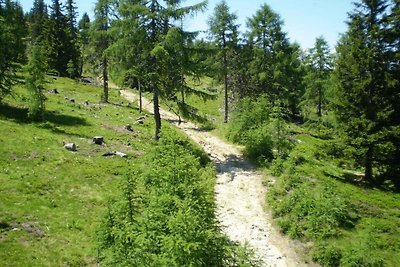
276 131 400 266
0 77 156 266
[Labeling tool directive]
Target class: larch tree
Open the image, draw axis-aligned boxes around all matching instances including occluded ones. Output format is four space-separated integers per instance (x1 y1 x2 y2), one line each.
113 0 207 140
26 43 47 121
78 12 90 76
335 0 399 185
27 0 48 43
302 36 333 120
65 0 80 78
0 0 26 102
246 3 304 117
92 0 115 103
208 0 239 123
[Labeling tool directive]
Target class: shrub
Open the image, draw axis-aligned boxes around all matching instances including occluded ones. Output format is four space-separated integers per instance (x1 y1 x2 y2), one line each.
98 135 251 266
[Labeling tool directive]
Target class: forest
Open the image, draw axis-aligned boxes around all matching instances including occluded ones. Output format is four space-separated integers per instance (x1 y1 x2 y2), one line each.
0 0 399 266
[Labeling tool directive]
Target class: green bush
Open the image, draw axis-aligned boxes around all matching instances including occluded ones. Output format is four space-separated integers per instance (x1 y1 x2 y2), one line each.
228 96 293 163
98 134 254 266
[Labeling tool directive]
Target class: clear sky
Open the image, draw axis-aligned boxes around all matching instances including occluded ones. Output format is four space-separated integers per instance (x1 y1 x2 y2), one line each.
19 0 355 50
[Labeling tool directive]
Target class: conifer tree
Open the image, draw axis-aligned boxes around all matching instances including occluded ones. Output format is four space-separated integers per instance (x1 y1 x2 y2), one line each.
26 43 47 121
208 0 238 123
78 12 90 75
65 0 80 77
92 0 115 103
302 37 333 121
114 0 207 140
246 4 304 117
0 0 26 101
335 0 399 185
45 0 70 76
27 0 48 43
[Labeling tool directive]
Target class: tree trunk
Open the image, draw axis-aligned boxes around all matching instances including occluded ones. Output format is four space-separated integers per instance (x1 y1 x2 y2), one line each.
153 83 161 141
223 38 229 123
364 145 373 183
317 84 322 117
138 79 142 113
102 57 108 103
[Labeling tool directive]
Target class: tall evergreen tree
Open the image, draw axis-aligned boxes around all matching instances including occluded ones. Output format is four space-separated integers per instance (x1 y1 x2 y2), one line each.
246 4 304 117
65 0 81 77
78 12 90 75
92 0 115 103
45 0 70 75
113 0 207 140
208 0 238 123
335 0 399 186
0 0 27 101
302 37 333 120
26 43 47 121
27 0 48 43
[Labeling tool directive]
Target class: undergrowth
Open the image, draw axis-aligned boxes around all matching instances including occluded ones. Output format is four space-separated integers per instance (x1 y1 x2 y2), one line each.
98 132 260 266
267 132 400 267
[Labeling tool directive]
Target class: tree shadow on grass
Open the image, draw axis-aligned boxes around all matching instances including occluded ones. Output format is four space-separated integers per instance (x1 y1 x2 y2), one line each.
0 103 89 126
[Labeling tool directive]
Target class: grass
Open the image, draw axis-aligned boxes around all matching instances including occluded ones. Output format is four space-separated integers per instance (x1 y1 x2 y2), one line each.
0 76 156 266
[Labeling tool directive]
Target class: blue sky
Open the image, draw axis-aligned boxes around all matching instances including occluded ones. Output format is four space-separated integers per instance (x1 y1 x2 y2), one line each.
19 0 354 50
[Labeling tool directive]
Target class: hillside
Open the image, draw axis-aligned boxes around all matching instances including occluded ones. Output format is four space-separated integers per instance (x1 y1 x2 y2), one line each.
0 77 249 266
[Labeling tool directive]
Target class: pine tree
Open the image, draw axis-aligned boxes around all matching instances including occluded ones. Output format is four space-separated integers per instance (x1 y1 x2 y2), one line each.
246 4 304 117
45 0 70 76
114 0 207 140
27 0 48 43
246 3 287 99
92 0 115 103
302 37 333 121
0 0 27 102
78 12 90 75
335 0 399 185
65 0 80 77
208 0 238 123
26 43 47 121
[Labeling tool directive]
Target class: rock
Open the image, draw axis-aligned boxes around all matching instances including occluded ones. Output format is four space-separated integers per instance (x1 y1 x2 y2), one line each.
79 77 96 85
136 116 146 121
92 136 104 145
124 125 133 132
69 98 75 103
102 151 127 158
114 151 127 158
64 143 77 151
48 89 59 94
127 102 132 107
83 100 89 107
134 119 144 125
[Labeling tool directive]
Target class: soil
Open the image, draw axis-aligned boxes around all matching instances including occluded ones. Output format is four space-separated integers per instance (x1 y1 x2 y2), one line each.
121 90 318 267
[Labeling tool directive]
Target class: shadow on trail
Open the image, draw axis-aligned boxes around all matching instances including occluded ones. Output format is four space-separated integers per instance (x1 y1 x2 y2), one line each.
214 153 254 178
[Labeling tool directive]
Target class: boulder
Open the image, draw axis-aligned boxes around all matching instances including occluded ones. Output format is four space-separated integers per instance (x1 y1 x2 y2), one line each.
93 136 104 145
64 143 77 151
102 151 127 158
124 125 133 132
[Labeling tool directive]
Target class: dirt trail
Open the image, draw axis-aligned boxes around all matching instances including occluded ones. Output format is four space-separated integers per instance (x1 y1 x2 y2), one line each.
121 90 315 267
